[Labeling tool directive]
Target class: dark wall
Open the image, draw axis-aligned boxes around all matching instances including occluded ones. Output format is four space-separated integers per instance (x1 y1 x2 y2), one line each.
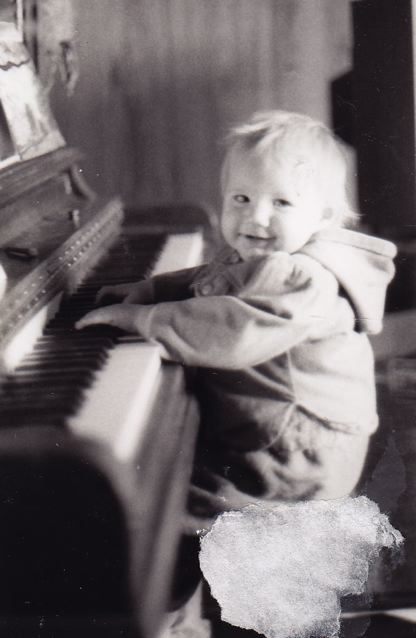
353 0 416 238
50 0 352 215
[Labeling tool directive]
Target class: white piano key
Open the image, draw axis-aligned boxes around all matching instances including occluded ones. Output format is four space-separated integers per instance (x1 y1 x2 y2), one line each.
68 231 204 459
2 294 63 372
68 341 162 461
151 232 204 274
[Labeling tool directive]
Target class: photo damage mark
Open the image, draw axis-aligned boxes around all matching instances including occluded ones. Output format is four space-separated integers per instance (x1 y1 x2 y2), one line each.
199 496 403 638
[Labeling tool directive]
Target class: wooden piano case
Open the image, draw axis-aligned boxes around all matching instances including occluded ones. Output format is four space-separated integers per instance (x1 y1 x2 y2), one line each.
0 11 200 638
0 367 199 638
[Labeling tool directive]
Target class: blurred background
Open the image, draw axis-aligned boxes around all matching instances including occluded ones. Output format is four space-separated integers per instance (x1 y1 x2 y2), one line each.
45 0 416 314
49 0 353 216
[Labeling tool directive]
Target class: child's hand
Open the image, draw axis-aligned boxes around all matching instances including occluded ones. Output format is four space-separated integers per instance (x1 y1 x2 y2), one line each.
95 280 153 305
95 282 136 304
124 280 154 304
75 303 144 335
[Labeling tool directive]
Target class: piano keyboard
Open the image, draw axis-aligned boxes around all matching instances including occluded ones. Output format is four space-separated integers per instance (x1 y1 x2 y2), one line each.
0 231 204 462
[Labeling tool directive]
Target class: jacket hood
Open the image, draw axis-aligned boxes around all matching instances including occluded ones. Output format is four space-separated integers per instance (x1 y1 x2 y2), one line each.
301 228 397 334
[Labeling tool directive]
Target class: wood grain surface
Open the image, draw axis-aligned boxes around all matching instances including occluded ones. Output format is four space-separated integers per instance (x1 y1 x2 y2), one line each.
49 0 352 215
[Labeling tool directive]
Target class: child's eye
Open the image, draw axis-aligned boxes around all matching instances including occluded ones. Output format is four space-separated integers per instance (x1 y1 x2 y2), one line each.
233 194 249 204
273 198 292 208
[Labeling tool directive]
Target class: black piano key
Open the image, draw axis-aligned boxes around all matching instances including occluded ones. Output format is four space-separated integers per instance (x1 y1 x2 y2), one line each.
30 349 111 362
24 351 108 365
19 360 106 374
0 408 76 423
1 415 66 428
31 347 109 359
34 336 115 349
0 232 168 430
0 380 86 394
0 393 83 411
42 326 125 339
52 308 100 320
10 370 95 385
0 394 81 415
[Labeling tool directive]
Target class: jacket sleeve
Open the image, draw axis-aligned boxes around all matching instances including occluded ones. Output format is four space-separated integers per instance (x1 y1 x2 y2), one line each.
136 253 339 368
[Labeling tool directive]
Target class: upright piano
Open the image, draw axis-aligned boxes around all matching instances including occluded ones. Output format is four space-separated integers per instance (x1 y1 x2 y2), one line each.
0 31 205 638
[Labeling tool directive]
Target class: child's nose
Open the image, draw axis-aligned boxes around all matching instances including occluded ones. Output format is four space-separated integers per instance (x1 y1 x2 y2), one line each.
252 199 274 226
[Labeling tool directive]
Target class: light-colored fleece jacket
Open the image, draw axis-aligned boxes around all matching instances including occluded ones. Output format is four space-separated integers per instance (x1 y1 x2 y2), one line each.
136 228 396 444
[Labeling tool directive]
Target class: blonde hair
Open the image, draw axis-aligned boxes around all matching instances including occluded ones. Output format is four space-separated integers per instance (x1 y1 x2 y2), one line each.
221 110 358 227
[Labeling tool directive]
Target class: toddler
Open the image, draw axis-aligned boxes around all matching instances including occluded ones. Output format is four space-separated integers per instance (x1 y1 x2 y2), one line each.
77 110 396 530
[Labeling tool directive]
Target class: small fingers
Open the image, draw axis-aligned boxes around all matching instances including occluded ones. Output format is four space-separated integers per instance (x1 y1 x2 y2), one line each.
124 285 152 305
75 304 139 333
95 285 125 305
95 285 113 303
75 307 117 329
124 292 143 304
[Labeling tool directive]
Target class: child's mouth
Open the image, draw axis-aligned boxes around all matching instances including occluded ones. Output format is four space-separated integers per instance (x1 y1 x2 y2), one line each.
240 234 276 243
238 235 278 255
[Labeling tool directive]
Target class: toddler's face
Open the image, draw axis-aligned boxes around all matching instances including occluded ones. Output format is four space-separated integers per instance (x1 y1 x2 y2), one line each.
221 148 331 260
